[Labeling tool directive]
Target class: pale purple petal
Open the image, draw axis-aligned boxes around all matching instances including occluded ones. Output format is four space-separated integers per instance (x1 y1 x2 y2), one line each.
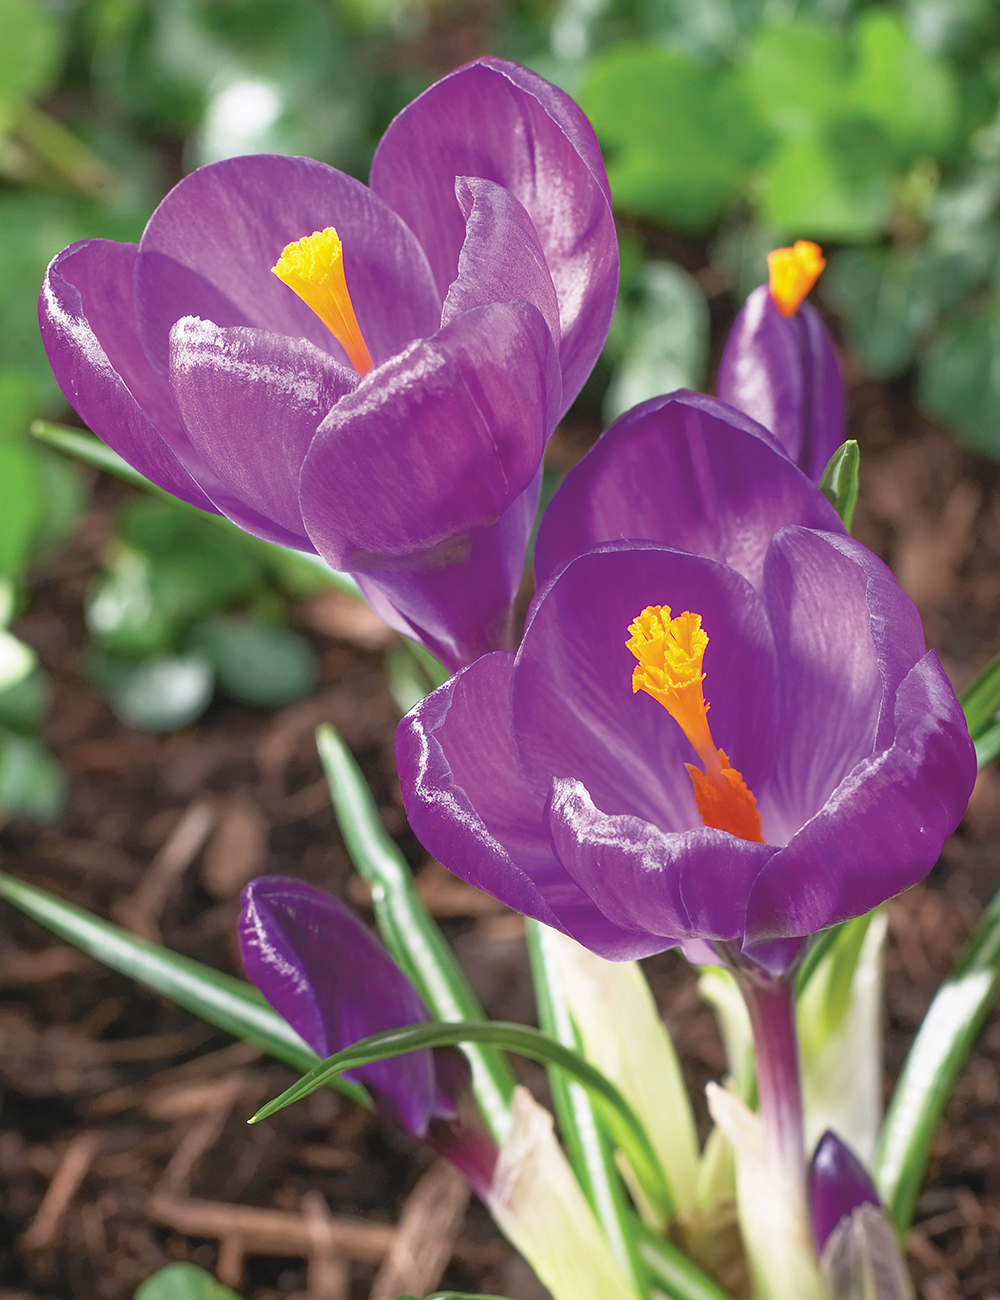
718 287 844 482
135 153 441 380
534 391 843 591
809 1131 880 1254
744 651 976 944
239 877 438 1137
371 57 617 409
548 778 777 943
169 318 357 547
39 240 220 512
396 653 661 960
442 176 560 349
513 544 778 828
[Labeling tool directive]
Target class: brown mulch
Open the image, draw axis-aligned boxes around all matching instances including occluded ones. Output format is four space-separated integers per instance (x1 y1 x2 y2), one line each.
3 337 1000 1300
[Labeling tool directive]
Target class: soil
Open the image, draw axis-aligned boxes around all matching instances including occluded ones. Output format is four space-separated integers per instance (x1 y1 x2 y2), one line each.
3 283 1000 1300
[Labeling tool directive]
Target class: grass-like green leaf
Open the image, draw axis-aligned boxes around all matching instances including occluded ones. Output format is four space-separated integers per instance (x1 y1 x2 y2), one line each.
316 723 516 1141
873 885 1000 1231
818 439 860 531
0 870 369 1107
960 646 1000 738
250 1019 674 1221
635 1222 735 1300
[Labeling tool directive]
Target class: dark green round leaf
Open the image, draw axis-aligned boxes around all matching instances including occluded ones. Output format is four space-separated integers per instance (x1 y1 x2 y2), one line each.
135 1263 243 1300
0 666 50 734
85 547 179 658
0 0 61 105
0 730 66 821
918 302 1000 456
189 615 318 708
102 654 215 733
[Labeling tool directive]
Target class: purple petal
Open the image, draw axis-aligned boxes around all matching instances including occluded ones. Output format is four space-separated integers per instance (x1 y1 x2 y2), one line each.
548 778 777 943
744 650 976 943
239 877 438 1137
809 1131 880 1254
354 471 540 670
371 57 617 409
169 318 357 547
442 177 560 349
395 653 661 960
135 154 441 381
513 544 779 829
534 391 844 592
717 287 844 482
39 240 220 513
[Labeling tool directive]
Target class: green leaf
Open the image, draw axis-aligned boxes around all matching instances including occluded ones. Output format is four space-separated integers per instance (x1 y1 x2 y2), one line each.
817 440 860 531
250 1019 675 1221
635 1222 735 1300
0 870 369 1107
31 449 87 560
917 300 1000 456
604 262 709 423
190 615 318 708
0 665 50 734
959 647 1000 739
91 651 215 733
759 120 895 243
526 920 649 1295
30 422 363 601
0 730 65 820
743 19 851 138
0 0 61 105
0 438 43 577
973 719 1000 769
850 9 957 161
873 885 1000 1231
315 724 516 1142
135 1263 243 1300
579 44 771 231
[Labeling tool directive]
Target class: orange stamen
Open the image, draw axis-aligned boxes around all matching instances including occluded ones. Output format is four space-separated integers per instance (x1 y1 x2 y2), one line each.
272 227 373 374
627 606 764 843
767 241 825 317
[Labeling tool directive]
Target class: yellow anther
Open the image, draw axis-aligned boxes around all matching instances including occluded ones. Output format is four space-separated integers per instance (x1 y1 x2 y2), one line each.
767 240 825 317
272 227 373 374
627 605 764 844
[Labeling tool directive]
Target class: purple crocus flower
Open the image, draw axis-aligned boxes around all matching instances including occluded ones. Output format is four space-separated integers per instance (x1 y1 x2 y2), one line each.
396 399 975 962
39 59 617 671
717 241 844 482
240 877 496 1190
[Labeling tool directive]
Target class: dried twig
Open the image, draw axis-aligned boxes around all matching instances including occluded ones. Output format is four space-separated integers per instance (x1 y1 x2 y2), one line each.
302 1190 350 1300
368 1160 470 1300
21 1131 102 1250
115 800 216 941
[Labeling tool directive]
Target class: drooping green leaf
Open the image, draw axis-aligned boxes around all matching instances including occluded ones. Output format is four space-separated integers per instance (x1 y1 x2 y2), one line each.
874 885 1000 1231
0 871 369 1107
189 615 318 708
315 724 516 1142
818 440 860 531
579 44 771 231
250 1019 674 1220
0 730 65 820
917 300 1000 456
135 1263 242 1300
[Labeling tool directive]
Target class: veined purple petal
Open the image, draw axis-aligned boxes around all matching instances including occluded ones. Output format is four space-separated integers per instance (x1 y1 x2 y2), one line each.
239 877 438 1137
301 299 559 569
534 392 843 592
135 154 441 381
549 778 777 943
514 544 779 826
718 287 844 482
442 177 560 349
39 240 220 513
395 653 661 960
169 318 357 548
744 650 976 944
371 57 617 410
809 1131 880 1254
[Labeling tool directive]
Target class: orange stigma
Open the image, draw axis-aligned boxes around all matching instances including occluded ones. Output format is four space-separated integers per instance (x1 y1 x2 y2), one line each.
767 240 825 317
272 227 373 374
627 606 764 843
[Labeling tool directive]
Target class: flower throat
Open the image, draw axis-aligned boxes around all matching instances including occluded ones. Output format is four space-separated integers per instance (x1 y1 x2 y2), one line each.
272 227 373 374
626 607 763 843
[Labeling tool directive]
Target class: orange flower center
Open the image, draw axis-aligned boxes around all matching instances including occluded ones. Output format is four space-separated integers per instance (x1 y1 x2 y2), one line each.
272 227 373 374
626 606 764 843
767 240 825 317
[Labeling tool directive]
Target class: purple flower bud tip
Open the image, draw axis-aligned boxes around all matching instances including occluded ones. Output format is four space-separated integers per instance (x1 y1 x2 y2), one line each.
809 1130 881 1254
38 58 618 670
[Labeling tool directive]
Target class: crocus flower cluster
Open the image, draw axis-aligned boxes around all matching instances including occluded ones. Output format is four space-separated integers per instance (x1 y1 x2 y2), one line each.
39 58 617 670
397 391 975 965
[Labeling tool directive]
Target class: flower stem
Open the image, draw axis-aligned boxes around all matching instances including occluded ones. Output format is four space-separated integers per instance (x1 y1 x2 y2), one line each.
735 969 806 1195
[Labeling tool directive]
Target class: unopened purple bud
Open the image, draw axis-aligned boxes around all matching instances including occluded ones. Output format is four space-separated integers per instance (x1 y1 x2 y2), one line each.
809 1130 880 1253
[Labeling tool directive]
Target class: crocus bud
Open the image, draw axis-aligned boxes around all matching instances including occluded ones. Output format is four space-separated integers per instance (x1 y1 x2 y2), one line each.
717 243 844 483
809 1131 913 1300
